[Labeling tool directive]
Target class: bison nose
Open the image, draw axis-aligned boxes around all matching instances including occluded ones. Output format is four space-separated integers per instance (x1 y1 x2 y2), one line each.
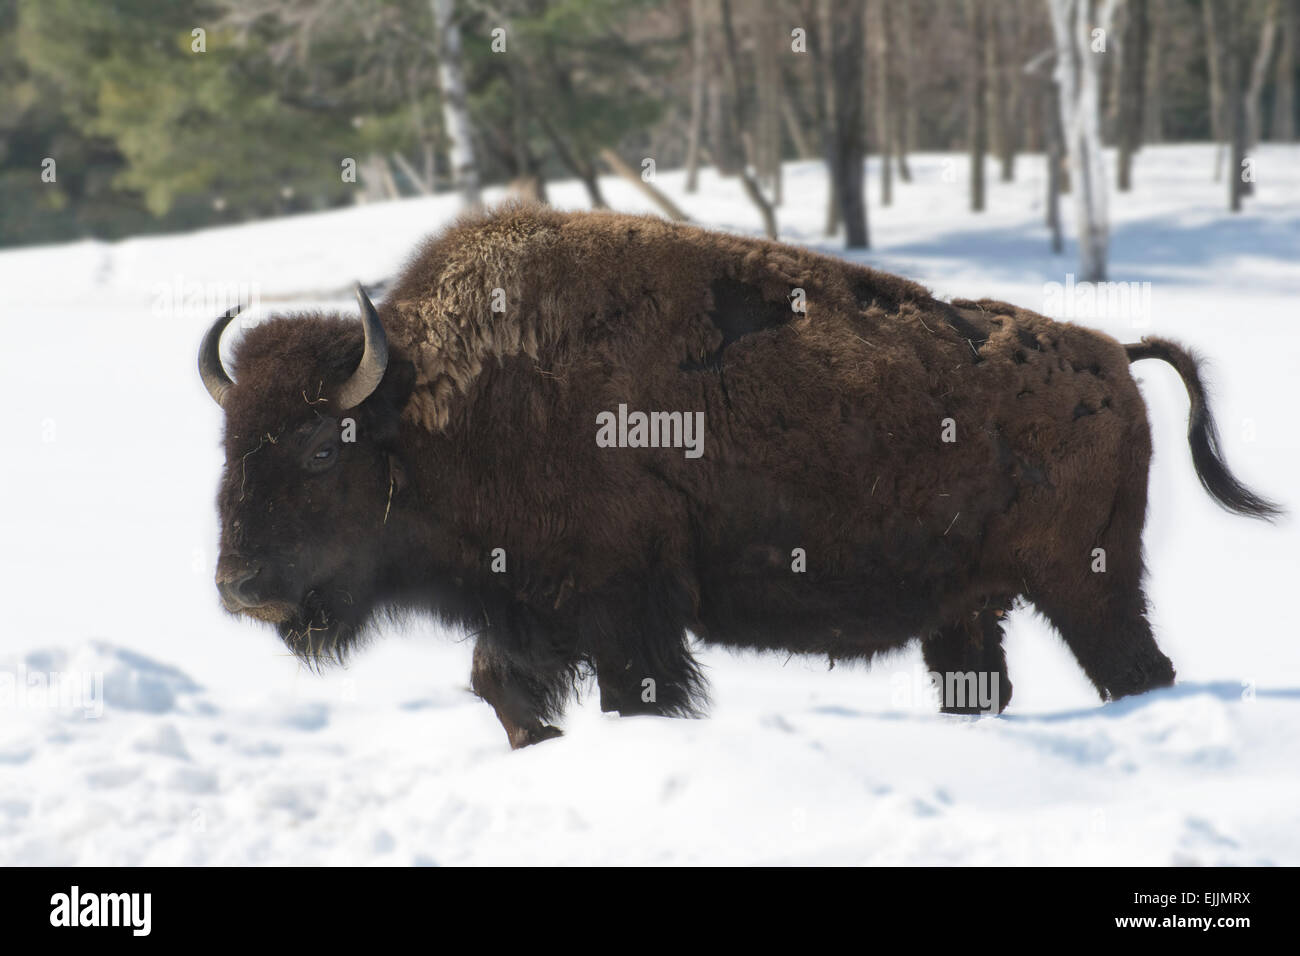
217 565 262 611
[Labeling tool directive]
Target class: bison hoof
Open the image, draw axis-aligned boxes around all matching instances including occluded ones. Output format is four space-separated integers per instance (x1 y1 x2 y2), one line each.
508 724 564 750
936 674 1012 716
1105 653 1176 701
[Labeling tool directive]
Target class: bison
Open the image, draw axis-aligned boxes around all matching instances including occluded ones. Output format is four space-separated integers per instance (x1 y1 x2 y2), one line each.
199 204 1279 748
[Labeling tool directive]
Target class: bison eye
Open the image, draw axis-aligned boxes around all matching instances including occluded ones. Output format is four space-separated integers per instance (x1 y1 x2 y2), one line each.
304 442 338 474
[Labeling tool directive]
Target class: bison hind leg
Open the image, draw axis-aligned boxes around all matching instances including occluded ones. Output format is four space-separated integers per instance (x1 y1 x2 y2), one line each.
1030 579 1175 702
1021 464 1176 702
593 643 707 718
582 580 709 719
921 600 1014 715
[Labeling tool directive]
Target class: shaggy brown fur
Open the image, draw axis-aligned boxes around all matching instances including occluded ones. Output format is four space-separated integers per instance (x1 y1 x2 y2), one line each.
207 203 1279 748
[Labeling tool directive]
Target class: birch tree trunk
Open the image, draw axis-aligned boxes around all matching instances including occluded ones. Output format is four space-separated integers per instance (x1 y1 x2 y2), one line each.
431 0 480 208
1048 0 1115 282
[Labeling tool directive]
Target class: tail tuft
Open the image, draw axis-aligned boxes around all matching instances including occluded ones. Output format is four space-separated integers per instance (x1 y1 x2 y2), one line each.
1126 338 1282 521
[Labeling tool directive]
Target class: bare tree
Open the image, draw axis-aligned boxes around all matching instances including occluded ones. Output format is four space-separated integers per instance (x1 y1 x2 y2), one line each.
1026 45 1064 253
1217 0 1278 206
1221 0 1250 210
894 0 915 182
1046 79 1065 254
875 0 893 206
1116 0 1149 191
1204 0 1262 209
1048 0 1116 281
598 149 691 221
505 56 547 203
807 0 840 236
780 88 816 159
706 77 739 175
988 0 1022 182
969 0 988 212
1273 0 1298 140
685 0 708 192
1205 0 1228 180
824 0 868 247
1144 0 1166 143
432 0 481 208
755 1 783 204
1245 0 1279 152
719 0 778 237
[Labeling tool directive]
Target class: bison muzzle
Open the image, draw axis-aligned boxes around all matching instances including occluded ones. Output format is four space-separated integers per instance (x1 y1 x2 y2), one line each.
199 205 1280 748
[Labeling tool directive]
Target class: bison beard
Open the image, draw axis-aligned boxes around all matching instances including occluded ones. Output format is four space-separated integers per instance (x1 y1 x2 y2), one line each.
200 203 1281 749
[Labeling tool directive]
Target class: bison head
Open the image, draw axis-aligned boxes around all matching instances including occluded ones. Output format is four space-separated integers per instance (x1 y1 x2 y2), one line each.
199 286 414 663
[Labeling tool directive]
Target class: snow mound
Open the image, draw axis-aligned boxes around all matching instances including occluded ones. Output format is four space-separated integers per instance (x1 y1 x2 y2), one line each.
6 642 204 717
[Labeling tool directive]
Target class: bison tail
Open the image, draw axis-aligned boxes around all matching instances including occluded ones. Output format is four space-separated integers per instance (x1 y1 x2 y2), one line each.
1126 337 1282 521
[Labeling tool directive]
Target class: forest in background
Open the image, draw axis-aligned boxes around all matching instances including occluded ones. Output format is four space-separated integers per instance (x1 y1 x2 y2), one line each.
1 0 1294 269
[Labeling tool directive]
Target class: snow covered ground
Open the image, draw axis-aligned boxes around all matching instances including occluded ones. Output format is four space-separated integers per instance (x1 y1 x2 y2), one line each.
1 144 1297 865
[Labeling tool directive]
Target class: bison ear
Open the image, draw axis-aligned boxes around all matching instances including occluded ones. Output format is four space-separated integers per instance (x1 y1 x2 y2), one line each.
358 358 415 447
377 358 415 409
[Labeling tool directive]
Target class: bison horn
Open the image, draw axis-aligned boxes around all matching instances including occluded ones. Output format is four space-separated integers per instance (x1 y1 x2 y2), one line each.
199 304 244 408
336 283 390 410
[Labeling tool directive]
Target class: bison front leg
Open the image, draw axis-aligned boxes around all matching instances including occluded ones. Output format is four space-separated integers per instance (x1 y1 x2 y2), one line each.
921 602 1014 715
470 641 566 749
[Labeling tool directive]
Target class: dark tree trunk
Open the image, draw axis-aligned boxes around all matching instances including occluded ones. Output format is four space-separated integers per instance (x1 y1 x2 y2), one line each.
1273 0 1298 140
1116 0 1149 192
719 0 778 237
538 113 606 208
755 1 783 204
825 0 868 247
780 87 815 159
805 0 839 237
1046 77 1064 254
685 0 707 192
1144 0 1166 143
1205 0 1227 179
1245 2 1279 153
876 0 893 207
968 0 988 212
988 0 1018 182
895 0 915 182
1223 4 1248 211
506 59 547 203
707 76 740 176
